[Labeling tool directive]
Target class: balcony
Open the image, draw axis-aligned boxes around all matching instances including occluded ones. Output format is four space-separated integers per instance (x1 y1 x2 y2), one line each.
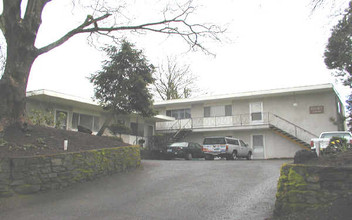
156 112 318 145
156 113 270 131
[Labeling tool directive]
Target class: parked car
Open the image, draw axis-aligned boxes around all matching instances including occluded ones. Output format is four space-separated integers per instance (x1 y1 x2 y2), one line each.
166 142 205 160
202 136 252 160
311 131 352 153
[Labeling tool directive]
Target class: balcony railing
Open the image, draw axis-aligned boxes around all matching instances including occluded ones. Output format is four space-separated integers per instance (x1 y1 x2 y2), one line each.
156 112 318 144
156 113 268 131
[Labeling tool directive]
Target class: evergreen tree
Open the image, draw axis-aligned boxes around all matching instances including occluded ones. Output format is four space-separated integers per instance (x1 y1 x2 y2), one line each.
90 40 156 135
324 1 352 130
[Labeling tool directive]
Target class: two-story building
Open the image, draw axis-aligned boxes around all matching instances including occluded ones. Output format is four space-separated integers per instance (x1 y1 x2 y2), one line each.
154 84 345 159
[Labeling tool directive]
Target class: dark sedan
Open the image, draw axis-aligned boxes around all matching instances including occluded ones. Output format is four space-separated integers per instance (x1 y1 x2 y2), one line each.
166 142 204 160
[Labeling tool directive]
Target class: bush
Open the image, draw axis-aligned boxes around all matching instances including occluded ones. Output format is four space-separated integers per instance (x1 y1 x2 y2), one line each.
148 133 171 151
294 150 317 164
323 137 350 155
28 109 54 127
138 139 145 145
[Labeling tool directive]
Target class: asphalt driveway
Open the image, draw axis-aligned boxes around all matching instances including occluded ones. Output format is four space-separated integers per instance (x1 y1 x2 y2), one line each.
0 159 289 220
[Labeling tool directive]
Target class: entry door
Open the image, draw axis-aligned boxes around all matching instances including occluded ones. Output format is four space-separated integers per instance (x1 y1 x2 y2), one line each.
252 135 264 159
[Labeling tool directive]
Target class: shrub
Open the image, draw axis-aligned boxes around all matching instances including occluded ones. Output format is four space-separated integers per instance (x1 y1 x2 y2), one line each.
323 137 350 155
28 109 54 126
294 149 317 164
149 133 171 151
138 139 145 146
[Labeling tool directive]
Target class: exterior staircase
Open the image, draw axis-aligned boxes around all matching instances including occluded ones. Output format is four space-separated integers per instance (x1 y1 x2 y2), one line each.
171 129 192 143
155 112 318 151
269 125 311 150
267 113 318 151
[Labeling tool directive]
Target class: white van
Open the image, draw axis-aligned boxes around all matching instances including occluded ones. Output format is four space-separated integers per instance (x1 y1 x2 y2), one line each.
202 136 252 160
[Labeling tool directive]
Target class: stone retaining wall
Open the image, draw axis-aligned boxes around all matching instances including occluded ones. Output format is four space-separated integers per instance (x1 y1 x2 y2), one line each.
0 146 140 198
274 163 352 219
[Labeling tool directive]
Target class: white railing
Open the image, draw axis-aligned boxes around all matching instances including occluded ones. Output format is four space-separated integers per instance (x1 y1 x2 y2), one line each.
155 112 318 144
156 114 267 130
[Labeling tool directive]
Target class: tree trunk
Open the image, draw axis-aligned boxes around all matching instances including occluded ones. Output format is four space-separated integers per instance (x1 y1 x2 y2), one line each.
96 114 114 136
0 13 38 131
0 46 36 131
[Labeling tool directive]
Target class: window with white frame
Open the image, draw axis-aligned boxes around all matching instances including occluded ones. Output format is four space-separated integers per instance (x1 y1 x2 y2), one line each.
204 105 232 117
72 113 100 132
166 109 191 119
250 102 263 122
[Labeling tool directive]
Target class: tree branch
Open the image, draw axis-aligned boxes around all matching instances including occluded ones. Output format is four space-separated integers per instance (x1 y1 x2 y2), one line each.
37 13 111 56
0 0 21 35
37 1 224 56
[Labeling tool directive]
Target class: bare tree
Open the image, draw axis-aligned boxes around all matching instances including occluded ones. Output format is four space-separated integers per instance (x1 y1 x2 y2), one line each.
153 56 199 100
311 0 349 13
0 0 224 131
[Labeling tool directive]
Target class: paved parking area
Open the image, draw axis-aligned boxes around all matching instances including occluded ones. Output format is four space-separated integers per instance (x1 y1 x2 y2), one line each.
0 159 290 220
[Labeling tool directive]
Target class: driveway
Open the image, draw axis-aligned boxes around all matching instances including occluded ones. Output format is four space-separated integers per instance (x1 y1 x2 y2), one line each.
0 159 289 220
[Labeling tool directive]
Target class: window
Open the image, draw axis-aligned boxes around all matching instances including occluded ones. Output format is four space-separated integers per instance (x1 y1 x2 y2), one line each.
253 135 264 146
204 105 232 117
55 110 68 130
195 143 202 150
80 114 93 130
72 113 100 132
204 107 211 117
166 109 191 119
240 140 247 147
203 137 226 145
226 138 234 144
225 138 239 145
250 102 263 122
225 105 232 116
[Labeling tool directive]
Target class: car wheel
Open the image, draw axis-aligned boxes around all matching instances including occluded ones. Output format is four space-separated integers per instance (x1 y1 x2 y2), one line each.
185 153 192 160
246 152 252 160
231 151 238 160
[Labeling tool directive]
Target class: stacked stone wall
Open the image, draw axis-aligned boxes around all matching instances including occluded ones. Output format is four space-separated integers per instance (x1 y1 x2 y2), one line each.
274 163 352 219
0 146 140 198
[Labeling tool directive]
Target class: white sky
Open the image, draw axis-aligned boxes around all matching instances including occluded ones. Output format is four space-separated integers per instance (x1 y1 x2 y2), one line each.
18 0 351 103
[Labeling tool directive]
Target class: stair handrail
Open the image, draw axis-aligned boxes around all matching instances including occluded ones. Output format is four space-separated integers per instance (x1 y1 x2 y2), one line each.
173 118 192 139
169 119 181 131
270 113 318 137
268 113 318 144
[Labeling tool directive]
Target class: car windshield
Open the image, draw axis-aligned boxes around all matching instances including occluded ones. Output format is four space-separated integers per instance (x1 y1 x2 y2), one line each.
203 138 226 145
320 133 351 139
169 142 188 147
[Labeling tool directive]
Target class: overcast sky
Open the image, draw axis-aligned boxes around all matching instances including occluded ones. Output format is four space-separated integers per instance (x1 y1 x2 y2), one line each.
20 0 350 103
